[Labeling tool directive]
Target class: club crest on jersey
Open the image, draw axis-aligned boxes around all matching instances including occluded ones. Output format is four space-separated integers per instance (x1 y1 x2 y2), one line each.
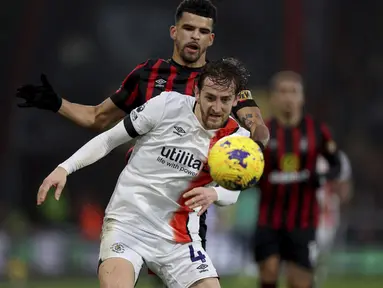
110 243 125 254
131 110 138 121
280 153 300 172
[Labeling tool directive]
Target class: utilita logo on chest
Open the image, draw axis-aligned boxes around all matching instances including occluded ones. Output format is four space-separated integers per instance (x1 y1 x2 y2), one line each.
159 147 202 170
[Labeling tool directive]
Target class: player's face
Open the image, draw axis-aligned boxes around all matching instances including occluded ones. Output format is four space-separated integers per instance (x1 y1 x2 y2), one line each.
271 80 304 116
195 77 238 130
170 12 215 64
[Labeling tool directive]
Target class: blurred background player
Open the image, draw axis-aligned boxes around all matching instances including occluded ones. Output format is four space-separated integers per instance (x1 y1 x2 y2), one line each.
315 151 353 288
253 71 342 288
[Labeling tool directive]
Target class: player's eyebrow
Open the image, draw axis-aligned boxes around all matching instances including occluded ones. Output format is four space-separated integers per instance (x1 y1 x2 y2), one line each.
205 92 232 99
199 27 211 33
205 92 216 98
182 24 196 29
182 24 211 33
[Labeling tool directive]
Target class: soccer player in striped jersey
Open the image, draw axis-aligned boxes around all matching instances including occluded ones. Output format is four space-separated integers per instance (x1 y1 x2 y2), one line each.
253 71 342 288
37 58 251 288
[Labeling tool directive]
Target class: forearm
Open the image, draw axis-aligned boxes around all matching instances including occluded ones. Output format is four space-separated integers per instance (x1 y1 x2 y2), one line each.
58 99 99 129
58 98 125 130
213 186 240 206
59 120 133 174
237 106 270 147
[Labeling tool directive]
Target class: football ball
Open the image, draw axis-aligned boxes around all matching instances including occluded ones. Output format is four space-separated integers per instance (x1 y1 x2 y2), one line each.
208 135 265 190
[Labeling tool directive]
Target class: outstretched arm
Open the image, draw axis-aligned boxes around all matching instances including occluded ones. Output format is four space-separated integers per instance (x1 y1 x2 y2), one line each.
16 60 150 130
37 90 168 205
59 119 134 174
37 119 136 205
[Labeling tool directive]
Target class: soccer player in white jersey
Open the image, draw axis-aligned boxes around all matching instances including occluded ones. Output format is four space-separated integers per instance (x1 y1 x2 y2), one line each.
315 150 352 287
36 58 253 288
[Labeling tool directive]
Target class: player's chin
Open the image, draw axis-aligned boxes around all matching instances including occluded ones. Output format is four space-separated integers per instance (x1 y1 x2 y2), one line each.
206 118 223 129
182 52 200 62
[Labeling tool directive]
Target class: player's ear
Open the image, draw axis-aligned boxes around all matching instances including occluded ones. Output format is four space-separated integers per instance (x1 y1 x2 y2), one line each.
170 25 177 40
233 93 239 107
208 33 215 47
194 86 201 102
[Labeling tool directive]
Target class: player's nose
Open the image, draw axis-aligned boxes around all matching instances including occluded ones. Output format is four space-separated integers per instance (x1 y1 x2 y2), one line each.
211 100 223 113
191 30 201 40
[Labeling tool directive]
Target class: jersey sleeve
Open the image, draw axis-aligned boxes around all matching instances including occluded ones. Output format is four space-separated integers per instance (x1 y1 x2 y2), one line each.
214 185 241 206
110 59 150 113
59 121 133 175
231 90 259 117
319 122 341 180
123 91 169 137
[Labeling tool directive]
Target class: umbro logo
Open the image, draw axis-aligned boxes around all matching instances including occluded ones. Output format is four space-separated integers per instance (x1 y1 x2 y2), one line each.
197 264 208 270
173 125 186 136
155 78 167 88
197 263 209 273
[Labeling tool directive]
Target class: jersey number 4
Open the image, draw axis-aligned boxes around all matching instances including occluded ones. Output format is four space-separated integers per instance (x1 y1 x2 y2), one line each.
188 245 206 263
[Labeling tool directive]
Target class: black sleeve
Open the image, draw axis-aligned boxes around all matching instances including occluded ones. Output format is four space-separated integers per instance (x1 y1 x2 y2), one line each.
231 90 258 117
110 59 150 114
319 122 341 180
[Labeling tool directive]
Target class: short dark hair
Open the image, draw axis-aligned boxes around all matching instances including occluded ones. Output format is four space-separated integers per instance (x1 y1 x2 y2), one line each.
197 57 249 95
175 0 217 25
269 71 303 91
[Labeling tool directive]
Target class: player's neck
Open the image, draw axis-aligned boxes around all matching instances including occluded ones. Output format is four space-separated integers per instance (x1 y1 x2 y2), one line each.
275 112 302 127
171 51 206 68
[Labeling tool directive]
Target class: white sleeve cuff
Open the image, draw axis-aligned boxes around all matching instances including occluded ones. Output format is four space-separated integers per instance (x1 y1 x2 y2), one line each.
214 186 241 206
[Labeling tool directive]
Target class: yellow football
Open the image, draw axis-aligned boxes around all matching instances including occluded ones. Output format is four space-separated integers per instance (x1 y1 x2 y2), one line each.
208 135 265 190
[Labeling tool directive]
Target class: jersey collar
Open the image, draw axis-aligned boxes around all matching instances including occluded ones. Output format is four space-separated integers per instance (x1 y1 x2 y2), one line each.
170 58 206 72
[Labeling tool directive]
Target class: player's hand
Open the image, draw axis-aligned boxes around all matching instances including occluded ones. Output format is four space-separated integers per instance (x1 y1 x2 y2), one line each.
16 74 62 112
183 187 218 216
37 166 68 205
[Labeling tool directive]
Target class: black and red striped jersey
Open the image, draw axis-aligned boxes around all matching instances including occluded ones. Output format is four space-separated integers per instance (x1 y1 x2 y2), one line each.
110 58 257 116
257 115 340 230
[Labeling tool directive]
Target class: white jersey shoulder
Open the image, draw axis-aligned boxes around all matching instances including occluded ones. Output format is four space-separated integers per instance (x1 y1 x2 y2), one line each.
106 91 244 243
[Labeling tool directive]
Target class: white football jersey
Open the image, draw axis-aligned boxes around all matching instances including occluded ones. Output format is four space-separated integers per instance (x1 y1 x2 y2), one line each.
105 91 249 243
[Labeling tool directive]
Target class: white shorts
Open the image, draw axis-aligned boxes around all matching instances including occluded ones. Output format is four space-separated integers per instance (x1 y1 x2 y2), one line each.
99 218 218 288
